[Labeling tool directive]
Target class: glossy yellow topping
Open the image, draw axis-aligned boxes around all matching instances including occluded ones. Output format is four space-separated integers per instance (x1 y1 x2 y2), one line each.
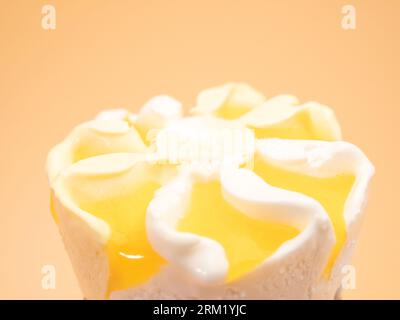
80 181 164 295
178 181 300 282
65 159 168 296
253 156 355 275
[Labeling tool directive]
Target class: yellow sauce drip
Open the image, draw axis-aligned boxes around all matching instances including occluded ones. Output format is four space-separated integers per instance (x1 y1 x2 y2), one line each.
50 192 59 224
253 157 355 276
178 181 299 282
76 181 165 295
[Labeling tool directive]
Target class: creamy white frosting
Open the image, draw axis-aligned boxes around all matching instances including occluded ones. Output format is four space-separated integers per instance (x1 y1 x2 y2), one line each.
136 95 183 135
146 162 334 286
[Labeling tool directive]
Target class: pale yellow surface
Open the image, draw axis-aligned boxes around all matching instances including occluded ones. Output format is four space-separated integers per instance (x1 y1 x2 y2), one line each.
0 0 398 299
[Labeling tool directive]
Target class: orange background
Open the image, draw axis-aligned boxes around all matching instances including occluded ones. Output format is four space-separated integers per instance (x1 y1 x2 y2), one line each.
0 0 398 299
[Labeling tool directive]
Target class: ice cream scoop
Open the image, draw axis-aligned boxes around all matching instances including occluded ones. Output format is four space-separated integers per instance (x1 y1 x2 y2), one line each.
46 83 374 299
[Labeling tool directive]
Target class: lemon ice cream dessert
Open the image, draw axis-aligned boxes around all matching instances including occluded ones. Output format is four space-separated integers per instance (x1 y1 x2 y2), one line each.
46 83 374 299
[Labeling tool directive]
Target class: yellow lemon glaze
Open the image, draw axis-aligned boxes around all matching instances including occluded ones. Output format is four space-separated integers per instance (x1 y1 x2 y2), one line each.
178 181 300 282
216 103 254 120
64 159 167 296
50 192 59 224
78 181 164 295
253 156 355 276
250 111 316 140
